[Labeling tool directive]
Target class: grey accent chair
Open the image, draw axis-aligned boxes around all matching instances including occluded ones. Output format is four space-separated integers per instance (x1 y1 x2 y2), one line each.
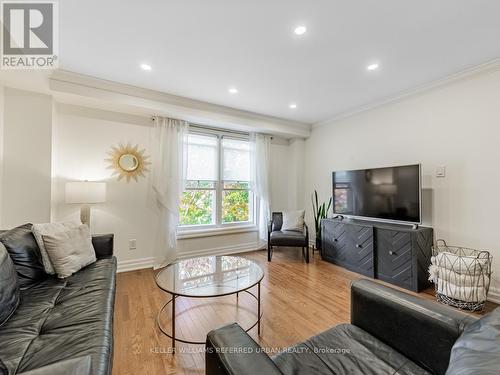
268 212 309 263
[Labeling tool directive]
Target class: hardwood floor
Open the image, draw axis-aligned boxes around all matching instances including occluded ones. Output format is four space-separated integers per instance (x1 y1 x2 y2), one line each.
113 248 496 375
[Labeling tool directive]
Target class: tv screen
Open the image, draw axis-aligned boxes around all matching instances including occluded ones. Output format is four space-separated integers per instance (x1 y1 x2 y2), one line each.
332 164 421 223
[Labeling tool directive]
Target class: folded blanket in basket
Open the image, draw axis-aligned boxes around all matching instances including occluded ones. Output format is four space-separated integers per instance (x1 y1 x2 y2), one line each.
432 267 489 287
437 278 487 303
432 252 489 274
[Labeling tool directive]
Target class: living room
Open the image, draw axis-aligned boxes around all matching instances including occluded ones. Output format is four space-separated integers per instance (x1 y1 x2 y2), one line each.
0 1 499 374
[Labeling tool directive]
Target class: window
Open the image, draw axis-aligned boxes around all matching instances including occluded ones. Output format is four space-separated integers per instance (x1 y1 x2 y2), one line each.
179 130 254 229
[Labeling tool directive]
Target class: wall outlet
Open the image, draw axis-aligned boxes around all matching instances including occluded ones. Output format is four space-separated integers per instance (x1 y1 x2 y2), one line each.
129 239 137 250
436 166 446 178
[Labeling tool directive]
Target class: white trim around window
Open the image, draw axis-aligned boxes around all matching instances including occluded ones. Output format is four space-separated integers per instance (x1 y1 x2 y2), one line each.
177 127 258 236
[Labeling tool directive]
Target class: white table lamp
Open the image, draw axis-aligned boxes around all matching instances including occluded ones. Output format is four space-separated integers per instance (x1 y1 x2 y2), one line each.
65 181 106 226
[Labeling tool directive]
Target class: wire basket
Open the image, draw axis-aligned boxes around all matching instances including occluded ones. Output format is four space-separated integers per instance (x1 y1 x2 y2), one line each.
430 239 492 312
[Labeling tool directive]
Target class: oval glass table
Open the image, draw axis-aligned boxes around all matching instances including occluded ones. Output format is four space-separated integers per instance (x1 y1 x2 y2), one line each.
155 255 264 352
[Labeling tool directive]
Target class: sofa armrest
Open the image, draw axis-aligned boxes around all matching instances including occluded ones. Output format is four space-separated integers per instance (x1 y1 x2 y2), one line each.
91 234 114 259
206 323 283 375
351 279 476 375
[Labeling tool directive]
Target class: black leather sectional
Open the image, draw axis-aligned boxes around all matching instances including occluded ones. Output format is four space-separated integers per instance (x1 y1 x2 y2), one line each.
0 225 116 375
206 279 500 375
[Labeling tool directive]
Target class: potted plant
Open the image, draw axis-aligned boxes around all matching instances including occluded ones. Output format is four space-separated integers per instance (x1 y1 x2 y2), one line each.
312 190 332 251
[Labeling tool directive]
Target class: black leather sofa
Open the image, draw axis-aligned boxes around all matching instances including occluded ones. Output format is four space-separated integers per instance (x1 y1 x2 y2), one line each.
0 226 116 375
206 279 500 375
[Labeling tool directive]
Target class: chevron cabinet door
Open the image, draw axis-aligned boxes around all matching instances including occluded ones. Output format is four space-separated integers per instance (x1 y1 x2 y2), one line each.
346 224 375 277
376 229 413 289
321 220 349 265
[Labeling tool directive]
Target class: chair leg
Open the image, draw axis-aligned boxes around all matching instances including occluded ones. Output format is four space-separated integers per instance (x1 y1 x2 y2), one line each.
268 244 272 262
305 245 309 263
302 247 308 263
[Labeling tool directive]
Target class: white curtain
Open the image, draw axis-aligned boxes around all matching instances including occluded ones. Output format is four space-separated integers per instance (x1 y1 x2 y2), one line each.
251 133 272 247
149 116 189 269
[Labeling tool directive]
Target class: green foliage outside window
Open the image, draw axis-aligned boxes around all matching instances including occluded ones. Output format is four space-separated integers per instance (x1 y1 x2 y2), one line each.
222 190 249 223
180 190 214 225
179 189 250 225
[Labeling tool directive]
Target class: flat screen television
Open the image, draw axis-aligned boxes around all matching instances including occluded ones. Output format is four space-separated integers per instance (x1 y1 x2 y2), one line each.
332 164 421 224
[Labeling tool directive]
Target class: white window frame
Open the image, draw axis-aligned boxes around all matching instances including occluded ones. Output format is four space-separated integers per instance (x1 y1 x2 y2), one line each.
178 128 257 236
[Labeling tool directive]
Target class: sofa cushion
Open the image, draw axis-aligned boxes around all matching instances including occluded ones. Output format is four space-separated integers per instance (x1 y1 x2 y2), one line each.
0 224 46 289
272 324 430 375
0 243 20 328
446 307 500 375
0 257 116 375
17 356 91 375
270 230 307 247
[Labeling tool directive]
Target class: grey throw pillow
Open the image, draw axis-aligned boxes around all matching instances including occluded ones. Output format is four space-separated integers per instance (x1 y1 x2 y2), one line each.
32 221 81 274
0 242 20 327
446 308 500 375
42 225 96 278
281 210 305 232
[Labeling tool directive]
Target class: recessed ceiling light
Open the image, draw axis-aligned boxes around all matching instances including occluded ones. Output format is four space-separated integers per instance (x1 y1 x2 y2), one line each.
366 63 379 71
140 63 152 71
289 103 297 109
294 26 307 35
228 87 238 94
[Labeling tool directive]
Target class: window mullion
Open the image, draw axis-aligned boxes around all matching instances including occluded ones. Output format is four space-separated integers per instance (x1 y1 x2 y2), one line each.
216 135 223 226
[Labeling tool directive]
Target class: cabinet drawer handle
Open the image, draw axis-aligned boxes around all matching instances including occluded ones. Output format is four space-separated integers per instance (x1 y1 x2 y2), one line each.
389 251 394 255
355 244 361 248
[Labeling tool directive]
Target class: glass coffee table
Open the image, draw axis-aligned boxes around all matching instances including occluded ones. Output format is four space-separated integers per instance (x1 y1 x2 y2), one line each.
155 255 264 351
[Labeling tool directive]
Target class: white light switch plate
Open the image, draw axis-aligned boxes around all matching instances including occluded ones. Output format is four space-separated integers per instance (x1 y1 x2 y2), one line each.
436 166 446 178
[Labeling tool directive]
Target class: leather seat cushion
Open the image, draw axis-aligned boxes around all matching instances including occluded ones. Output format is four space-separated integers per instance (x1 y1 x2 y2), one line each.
0 257 116 375
446 307 500 375
272 324 430 375
0 224 47 289
270 230 307 247
0 243 20 328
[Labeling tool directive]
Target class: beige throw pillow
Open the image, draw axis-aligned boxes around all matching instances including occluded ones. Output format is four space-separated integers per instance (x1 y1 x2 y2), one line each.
282 210 305 232
42 225 96 278
32 221 81 274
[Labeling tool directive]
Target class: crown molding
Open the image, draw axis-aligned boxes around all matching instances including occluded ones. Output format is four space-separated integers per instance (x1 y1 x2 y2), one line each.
49 70 311 138
314 58 500 129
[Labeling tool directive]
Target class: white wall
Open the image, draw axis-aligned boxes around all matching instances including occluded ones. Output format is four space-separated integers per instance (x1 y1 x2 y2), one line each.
1 87 53 227
287 139 305 210
304 67 500 299
52 104 297 270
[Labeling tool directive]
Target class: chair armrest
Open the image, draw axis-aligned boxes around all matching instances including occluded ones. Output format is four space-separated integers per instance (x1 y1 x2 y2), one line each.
351 279 476 375
206 323 283 375
91 234 114 259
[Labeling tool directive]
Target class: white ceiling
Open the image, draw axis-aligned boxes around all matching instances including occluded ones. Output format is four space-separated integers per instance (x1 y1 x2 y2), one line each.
60 0 500 124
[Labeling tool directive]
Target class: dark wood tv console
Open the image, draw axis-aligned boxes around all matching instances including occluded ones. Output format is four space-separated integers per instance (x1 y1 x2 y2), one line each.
321 217 433 292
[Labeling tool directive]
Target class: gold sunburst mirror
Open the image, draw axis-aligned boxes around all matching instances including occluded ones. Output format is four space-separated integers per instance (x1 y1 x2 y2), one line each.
106 143 150 182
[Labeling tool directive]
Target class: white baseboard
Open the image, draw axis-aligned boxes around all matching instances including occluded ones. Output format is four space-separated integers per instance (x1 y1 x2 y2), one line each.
487 286 500 304
117 257 155 273
117 242 263 273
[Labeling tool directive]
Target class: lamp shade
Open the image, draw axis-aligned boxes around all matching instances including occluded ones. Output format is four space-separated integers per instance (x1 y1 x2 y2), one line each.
65 181 106 204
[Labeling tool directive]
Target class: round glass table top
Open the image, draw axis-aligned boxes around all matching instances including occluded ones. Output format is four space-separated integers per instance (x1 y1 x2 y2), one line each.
155 255 264 297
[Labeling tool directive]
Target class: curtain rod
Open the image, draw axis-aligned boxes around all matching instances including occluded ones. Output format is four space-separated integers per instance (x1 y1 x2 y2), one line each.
151 117 273 138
